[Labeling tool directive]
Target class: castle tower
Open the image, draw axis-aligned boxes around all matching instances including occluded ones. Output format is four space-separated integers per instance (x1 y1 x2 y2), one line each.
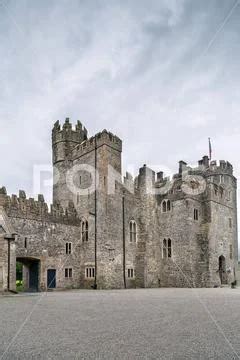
203 159 238 286
52 118 88 209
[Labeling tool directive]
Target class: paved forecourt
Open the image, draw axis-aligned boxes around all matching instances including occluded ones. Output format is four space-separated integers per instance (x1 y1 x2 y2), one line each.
0 288 240 359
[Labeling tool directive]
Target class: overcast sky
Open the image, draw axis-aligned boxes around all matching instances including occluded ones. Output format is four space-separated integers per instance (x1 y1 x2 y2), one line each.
1 0 240 214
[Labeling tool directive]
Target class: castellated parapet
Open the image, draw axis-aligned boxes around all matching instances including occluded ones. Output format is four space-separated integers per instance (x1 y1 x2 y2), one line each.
0 118 238 292
72 129 122 160
52 118 88 145
52 118 88 164
0 187 79 225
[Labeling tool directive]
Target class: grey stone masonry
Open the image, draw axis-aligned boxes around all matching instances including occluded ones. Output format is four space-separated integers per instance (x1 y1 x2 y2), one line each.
0 118 238 290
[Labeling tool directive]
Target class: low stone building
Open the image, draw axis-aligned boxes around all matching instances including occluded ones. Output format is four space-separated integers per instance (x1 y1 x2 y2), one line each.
0 118 238 291
0 207 16 292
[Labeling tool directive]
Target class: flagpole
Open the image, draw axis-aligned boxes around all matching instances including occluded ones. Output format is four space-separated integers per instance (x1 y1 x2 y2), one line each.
208 137 212 161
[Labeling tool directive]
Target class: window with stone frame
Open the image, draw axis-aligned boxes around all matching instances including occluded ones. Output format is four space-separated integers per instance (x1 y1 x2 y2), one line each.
65 268 73 278
214 184 218 196
229 244 233 259
162 238 172 258
129 220 137 242
127 268 135 278
85 267 95 279
81 220 88 242
229 218 232 228
65 242 72 255
194 208 199 221
162 200 171 213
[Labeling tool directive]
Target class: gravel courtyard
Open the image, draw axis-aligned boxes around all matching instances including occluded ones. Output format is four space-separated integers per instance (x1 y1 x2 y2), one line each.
0 288 240 360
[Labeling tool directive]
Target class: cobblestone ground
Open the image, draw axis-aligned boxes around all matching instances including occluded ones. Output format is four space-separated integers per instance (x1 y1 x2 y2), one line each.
0 288 240 360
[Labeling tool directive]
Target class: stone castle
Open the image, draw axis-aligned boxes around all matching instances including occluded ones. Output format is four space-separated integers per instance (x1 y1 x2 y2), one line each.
0 118 238 291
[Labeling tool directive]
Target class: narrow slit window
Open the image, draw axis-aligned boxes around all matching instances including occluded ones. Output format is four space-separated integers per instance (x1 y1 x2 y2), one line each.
194 209 199 221
82 220 88 242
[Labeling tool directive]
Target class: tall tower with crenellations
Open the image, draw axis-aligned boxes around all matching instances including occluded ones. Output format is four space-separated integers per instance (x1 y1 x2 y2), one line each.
52 118 88 209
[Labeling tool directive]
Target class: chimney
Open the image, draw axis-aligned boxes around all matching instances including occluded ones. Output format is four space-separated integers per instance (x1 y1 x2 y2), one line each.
179 161 187 174
157 171 163 181
202 155 209 168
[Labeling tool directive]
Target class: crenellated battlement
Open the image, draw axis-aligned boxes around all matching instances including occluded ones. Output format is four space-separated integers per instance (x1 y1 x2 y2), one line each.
72 129 122 160
52 118 88 145
176 156 234 177
135 155 236 198
0 187 80 225
52 118 88 164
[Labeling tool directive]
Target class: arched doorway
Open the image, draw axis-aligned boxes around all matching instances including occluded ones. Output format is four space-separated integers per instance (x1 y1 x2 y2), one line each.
16 257 40 292
219 255 227 285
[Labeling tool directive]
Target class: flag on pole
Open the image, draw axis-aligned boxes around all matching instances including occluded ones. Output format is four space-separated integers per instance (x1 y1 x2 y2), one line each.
208 138 212 160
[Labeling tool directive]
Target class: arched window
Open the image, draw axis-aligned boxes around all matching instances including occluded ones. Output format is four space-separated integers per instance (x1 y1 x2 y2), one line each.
162 200 171 213
162 238 172 258
130 220 137 242
162 201 167 213
167 200 171 211
81 220 88 242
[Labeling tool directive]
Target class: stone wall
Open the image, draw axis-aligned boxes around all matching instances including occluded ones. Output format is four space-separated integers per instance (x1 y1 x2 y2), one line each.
0 119 238 290
0 207 16 292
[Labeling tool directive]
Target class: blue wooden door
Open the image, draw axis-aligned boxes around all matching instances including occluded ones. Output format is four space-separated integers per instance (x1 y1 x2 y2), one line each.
47 269 56 288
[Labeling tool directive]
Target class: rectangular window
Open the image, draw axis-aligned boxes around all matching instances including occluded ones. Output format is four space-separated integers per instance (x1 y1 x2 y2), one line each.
24 237 27 249
127 268 134 278
214 184 218 196
65 268 73 278
163 239 172 258
163 239 167 258
66 242 72 254
230 244 233 259
229 218 232 228
85 267 95 279
194 209 199 221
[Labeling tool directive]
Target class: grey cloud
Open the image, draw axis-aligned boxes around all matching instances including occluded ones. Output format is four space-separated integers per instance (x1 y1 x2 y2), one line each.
0 0 240 243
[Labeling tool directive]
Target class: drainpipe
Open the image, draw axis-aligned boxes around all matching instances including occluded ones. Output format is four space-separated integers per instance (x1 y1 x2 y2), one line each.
94 136 97 290
122 193 126 289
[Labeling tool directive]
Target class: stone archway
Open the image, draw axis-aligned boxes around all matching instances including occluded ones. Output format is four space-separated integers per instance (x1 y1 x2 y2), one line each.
16 257 40 292
219 255 227 285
